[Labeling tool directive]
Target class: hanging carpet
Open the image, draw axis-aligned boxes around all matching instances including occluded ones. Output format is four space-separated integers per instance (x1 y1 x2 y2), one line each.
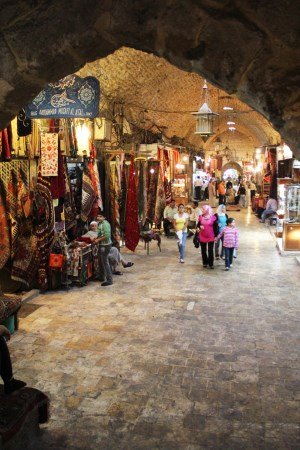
80 165 96 222
145 160 160 223
0 181 10 269
5 170 19 258
63 161 77 230
119 163 128 233
34 176 54 291
125 158 140 252
154 163 166 226
11 223 39 287
48 147 65 200
136 160 147 226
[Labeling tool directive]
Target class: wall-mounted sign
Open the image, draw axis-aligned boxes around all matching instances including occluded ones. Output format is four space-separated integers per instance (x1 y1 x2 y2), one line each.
25 75 99 119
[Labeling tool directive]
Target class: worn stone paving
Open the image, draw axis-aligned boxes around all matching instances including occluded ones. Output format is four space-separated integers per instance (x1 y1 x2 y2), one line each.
9 208 300 449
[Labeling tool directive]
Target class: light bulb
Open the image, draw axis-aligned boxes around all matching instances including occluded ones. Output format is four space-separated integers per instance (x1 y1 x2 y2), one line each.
150 168 155 174
227 121 235 125
228 126 236 131
223 106 233 111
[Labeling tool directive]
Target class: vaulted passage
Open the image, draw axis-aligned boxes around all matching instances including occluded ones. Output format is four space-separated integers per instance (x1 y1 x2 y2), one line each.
0 0 299 156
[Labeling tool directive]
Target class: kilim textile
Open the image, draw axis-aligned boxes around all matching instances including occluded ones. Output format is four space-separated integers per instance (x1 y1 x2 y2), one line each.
40 133 58 176
119 164 128 233
81 165 96 222
125 158 139 252
0 294 21 323
137 160 146 226
63 161 77 230
34 176 55 291
0 181 10 269
0 386 49 445
11 222 39 287
145 160 160 223
48 147 65 199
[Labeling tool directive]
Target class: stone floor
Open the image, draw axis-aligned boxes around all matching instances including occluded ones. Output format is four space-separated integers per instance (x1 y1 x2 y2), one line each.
10 207 300 449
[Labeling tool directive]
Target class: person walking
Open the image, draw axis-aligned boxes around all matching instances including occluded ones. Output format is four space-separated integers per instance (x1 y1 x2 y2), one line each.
214 204 228 260
197 205 216 269
215 217 239 271
218 180 226 205
95 214 113 286
238 183 247 208
173 204 189 263
194 176 202 200
249 179 256 199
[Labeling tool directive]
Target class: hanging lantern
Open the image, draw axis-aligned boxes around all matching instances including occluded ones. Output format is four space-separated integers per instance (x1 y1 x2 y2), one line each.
191 80 218 142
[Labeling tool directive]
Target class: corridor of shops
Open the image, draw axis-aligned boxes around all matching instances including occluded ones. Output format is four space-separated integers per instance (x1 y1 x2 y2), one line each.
6 207 298 449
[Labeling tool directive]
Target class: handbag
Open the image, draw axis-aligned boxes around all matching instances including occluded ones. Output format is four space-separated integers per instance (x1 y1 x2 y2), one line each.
193 232 200 248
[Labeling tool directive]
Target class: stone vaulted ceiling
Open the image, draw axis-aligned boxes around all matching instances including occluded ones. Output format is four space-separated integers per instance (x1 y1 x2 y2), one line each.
79 47 280 156
0 1 299 157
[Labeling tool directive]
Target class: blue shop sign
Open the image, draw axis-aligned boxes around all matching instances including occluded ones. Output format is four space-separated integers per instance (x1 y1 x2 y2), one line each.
25 75 99 118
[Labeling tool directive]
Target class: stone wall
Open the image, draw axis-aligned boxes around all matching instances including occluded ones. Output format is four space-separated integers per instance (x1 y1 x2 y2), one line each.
0 0 299 156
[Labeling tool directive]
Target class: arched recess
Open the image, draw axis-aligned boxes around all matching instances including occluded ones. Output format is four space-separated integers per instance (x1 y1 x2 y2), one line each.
222 161 243 176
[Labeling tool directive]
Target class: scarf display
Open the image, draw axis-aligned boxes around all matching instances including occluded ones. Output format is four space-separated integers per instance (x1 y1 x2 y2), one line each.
125 159 140 252
145 160 160 223
40 133 58 176
34 176 55 291
80 165 96 222
0 181 10 269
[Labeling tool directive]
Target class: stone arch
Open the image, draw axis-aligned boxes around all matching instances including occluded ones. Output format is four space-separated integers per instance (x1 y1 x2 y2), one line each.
0 1 299 156
222 161 243 176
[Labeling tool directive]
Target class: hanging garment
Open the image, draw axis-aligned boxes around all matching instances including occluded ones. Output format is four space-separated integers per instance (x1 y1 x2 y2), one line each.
0 181 10 269
154 163 166 226
17 109 32 137
5 170 19 258
1 129 12 161
125 159 140 252
40 133 59 177
34 176 55 291
81 165 96 222
16 168 31 219
145 160 160 223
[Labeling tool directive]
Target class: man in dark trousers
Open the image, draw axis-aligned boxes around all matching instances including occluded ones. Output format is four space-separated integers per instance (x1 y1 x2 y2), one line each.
0 325 26 394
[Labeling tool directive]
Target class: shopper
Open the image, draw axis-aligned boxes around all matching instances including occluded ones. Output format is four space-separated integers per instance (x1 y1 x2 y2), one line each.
0 325 27 394
95 214 113 286
188 200 202 233
259 197 278 223
215 217 239 271
194 176 202 200
214 204 228 260
163 199 178 237
218 180 226 205
197 204 216 269
249 179 256 199
238 183 247 208
173 204 189 263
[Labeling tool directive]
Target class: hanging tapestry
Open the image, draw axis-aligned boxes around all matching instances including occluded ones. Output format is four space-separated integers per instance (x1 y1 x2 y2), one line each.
63 161 77 230
137 160 146 225
125 158 140 252
40 133 58 176
48 146 65 199
17 109 32 137
109 162 121 236
16 169 31 219
154 163 166 226
88 159 103 215
0 181 10 269
80 165 96 222
145 160 160 223
34 176 55 291
5 170 19 258
11 222 39 287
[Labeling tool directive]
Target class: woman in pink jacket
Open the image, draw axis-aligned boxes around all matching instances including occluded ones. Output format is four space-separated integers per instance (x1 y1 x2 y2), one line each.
197 205 216 269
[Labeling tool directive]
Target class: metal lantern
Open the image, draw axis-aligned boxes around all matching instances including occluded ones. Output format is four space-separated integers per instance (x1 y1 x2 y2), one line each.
191 80 218 142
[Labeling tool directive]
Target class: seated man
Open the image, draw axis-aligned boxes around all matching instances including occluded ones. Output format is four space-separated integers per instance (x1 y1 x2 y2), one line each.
260 197 278 223
163 199 178 236
0 325 26 395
